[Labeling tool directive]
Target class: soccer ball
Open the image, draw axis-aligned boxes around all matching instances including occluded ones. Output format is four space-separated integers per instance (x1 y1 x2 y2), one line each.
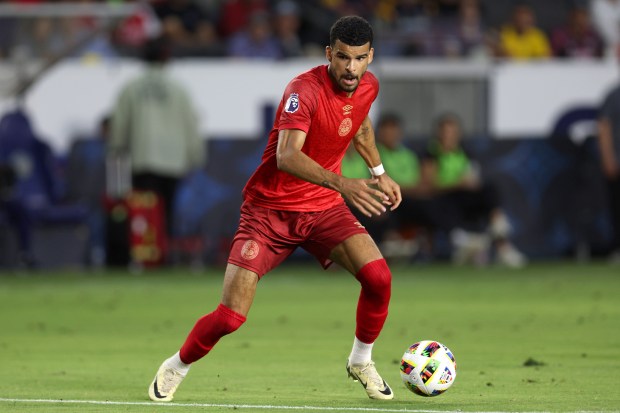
400 340 457 397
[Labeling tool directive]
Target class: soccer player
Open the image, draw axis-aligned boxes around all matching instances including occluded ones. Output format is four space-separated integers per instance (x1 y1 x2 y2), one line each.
148 15 402 402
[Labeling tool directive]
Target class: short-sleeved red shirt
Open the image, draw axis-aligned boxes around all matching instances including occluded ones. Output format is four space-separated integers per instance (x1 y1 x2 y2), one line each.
243 65 379 212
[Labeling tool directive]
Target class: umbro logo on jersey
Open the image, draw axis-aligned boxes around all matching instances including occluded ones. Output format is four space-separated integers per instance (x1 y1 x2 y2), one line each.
285 93 299 113
342 104 353 115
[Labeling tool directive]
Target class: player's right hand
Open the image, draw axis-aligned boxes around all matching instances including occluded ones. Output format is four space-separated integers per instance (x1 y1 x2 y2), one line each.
340 177 391 217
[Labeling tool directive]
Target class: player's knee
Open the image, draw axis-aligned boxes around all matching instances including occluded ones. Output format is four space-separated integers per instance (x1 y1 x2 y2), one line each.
357 258 392 296
215 303 247 336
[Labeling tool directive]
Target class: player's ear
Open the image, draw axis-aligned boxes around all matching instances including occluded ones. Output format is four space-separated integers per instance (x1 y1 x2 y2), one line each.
368 47 374 64
326 46 332 62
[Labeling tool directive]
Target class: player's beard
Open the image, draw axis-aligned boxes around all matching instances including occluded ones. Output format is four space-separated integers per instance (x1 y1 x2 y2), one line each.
338 74 360 92
328 65 361 93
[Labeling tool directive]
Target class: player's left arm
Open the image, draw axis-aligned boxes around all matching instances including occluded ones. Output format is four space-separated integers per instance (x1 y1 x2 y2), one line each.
353 116 402 210
277 128 390 217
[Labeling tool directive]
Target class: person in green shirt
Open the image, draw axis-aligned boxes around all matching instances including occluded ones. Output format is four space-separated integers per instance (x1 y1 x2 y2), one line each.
422 113 527 268
342 113 442 258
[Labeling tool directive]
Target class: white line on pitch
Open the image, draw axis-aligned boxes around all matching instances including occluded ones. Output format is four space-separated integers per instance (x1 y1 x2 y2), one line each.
0 398 615 413
0 398 444 412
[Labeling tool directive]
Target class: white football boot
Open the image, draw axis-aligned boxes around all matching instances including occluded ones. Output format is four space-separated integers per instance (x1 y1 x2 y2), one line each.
496 243 528 268
148 361 187 402
346 360 394 400
450 229 490 266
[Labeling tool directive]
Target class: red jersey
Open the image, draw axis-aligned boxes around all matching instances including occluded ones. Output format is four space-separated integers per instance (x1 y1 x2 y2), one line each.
243 65 379 212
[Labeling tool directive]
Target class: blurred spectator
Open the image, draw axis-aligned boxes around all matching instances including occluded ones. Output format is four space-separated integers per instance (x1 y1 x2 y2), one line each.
154 0 223 57
109 36 204 244
293 0 366 55
367 113 436 258
11 9 117 62
596 82 620 263
342 113 504 264
455 0 489 58
2 0 605 61
422 0 489 59
422 113 527 267
113 1 162 55
551 5 604 59
190 18 227 57
369 0 431 56
393 0 433 56
373 114 434 201
227 10 283 59
58 12 118 60
376 0 488 58
318 0 372 17
218 0 268 38
427 0 461 18
0 17 17 60
0 163 36 268
341 113 434 258
12 17 65 61
273 0 303 58
64 116 109 268
497 2 551 60
590 0 620 58
0 109 71 270
341 142 370 182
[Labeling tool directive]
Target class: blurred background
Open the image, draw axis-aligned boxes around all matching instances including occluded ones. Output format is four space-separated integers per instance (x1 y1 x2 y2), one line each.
0 0 618 271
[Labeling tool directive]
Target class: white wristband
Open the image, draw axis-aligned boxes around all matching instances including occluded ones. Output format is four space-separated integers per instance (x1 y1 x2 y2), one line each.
368 163 385 177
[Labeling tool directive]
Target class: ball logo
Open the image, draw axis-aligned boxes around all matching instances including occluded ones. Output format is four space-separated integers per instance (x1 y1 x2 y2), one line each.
241 240 260 260
284 93 299 113
338 118 352 136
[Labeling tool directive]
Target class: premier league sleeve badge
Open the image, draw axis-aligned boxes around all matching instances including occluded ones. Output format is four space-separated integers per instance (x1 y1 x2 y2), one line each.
284 93 300 113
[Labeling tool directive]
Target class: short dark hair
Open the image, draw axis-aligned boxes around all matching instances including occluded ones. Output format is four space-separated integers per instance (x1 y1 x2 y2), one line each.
434 112 461 133
329 16 373 48
142 36 171 64
377 113 402 129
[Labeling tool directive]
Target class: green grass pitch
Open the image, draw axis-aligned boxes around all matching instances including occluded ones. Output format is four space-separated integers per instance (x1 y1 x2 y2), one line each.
0 262 619 412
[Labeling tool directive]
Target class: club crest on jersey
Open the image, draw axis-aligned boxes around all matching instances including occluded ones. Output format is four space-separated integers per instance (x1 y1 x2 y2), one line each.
338 118 353 136
284 93 299 113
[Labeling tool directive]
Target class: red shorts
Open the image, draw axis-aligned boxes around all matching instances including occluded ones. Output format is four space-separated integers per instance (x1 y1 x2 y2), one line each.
228 201 368 277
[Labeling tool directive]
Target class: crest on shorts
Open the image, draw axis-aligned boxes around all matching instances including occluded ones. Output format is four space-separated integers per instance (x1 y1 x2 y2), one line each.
284 93 299 113
241 240 260 260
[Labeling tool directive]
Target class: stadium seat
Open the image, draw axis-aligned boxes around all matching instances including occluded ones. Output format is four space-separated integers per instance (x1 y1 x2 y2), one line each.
0 109 89 268
170 170 235 265
551 107 613 256
0 109 88 223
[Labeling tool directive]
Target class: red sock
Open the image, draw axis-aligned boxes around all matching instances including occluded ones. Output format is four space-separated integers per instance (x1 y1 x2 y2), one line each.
354 259 391 344
179 303 246 364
